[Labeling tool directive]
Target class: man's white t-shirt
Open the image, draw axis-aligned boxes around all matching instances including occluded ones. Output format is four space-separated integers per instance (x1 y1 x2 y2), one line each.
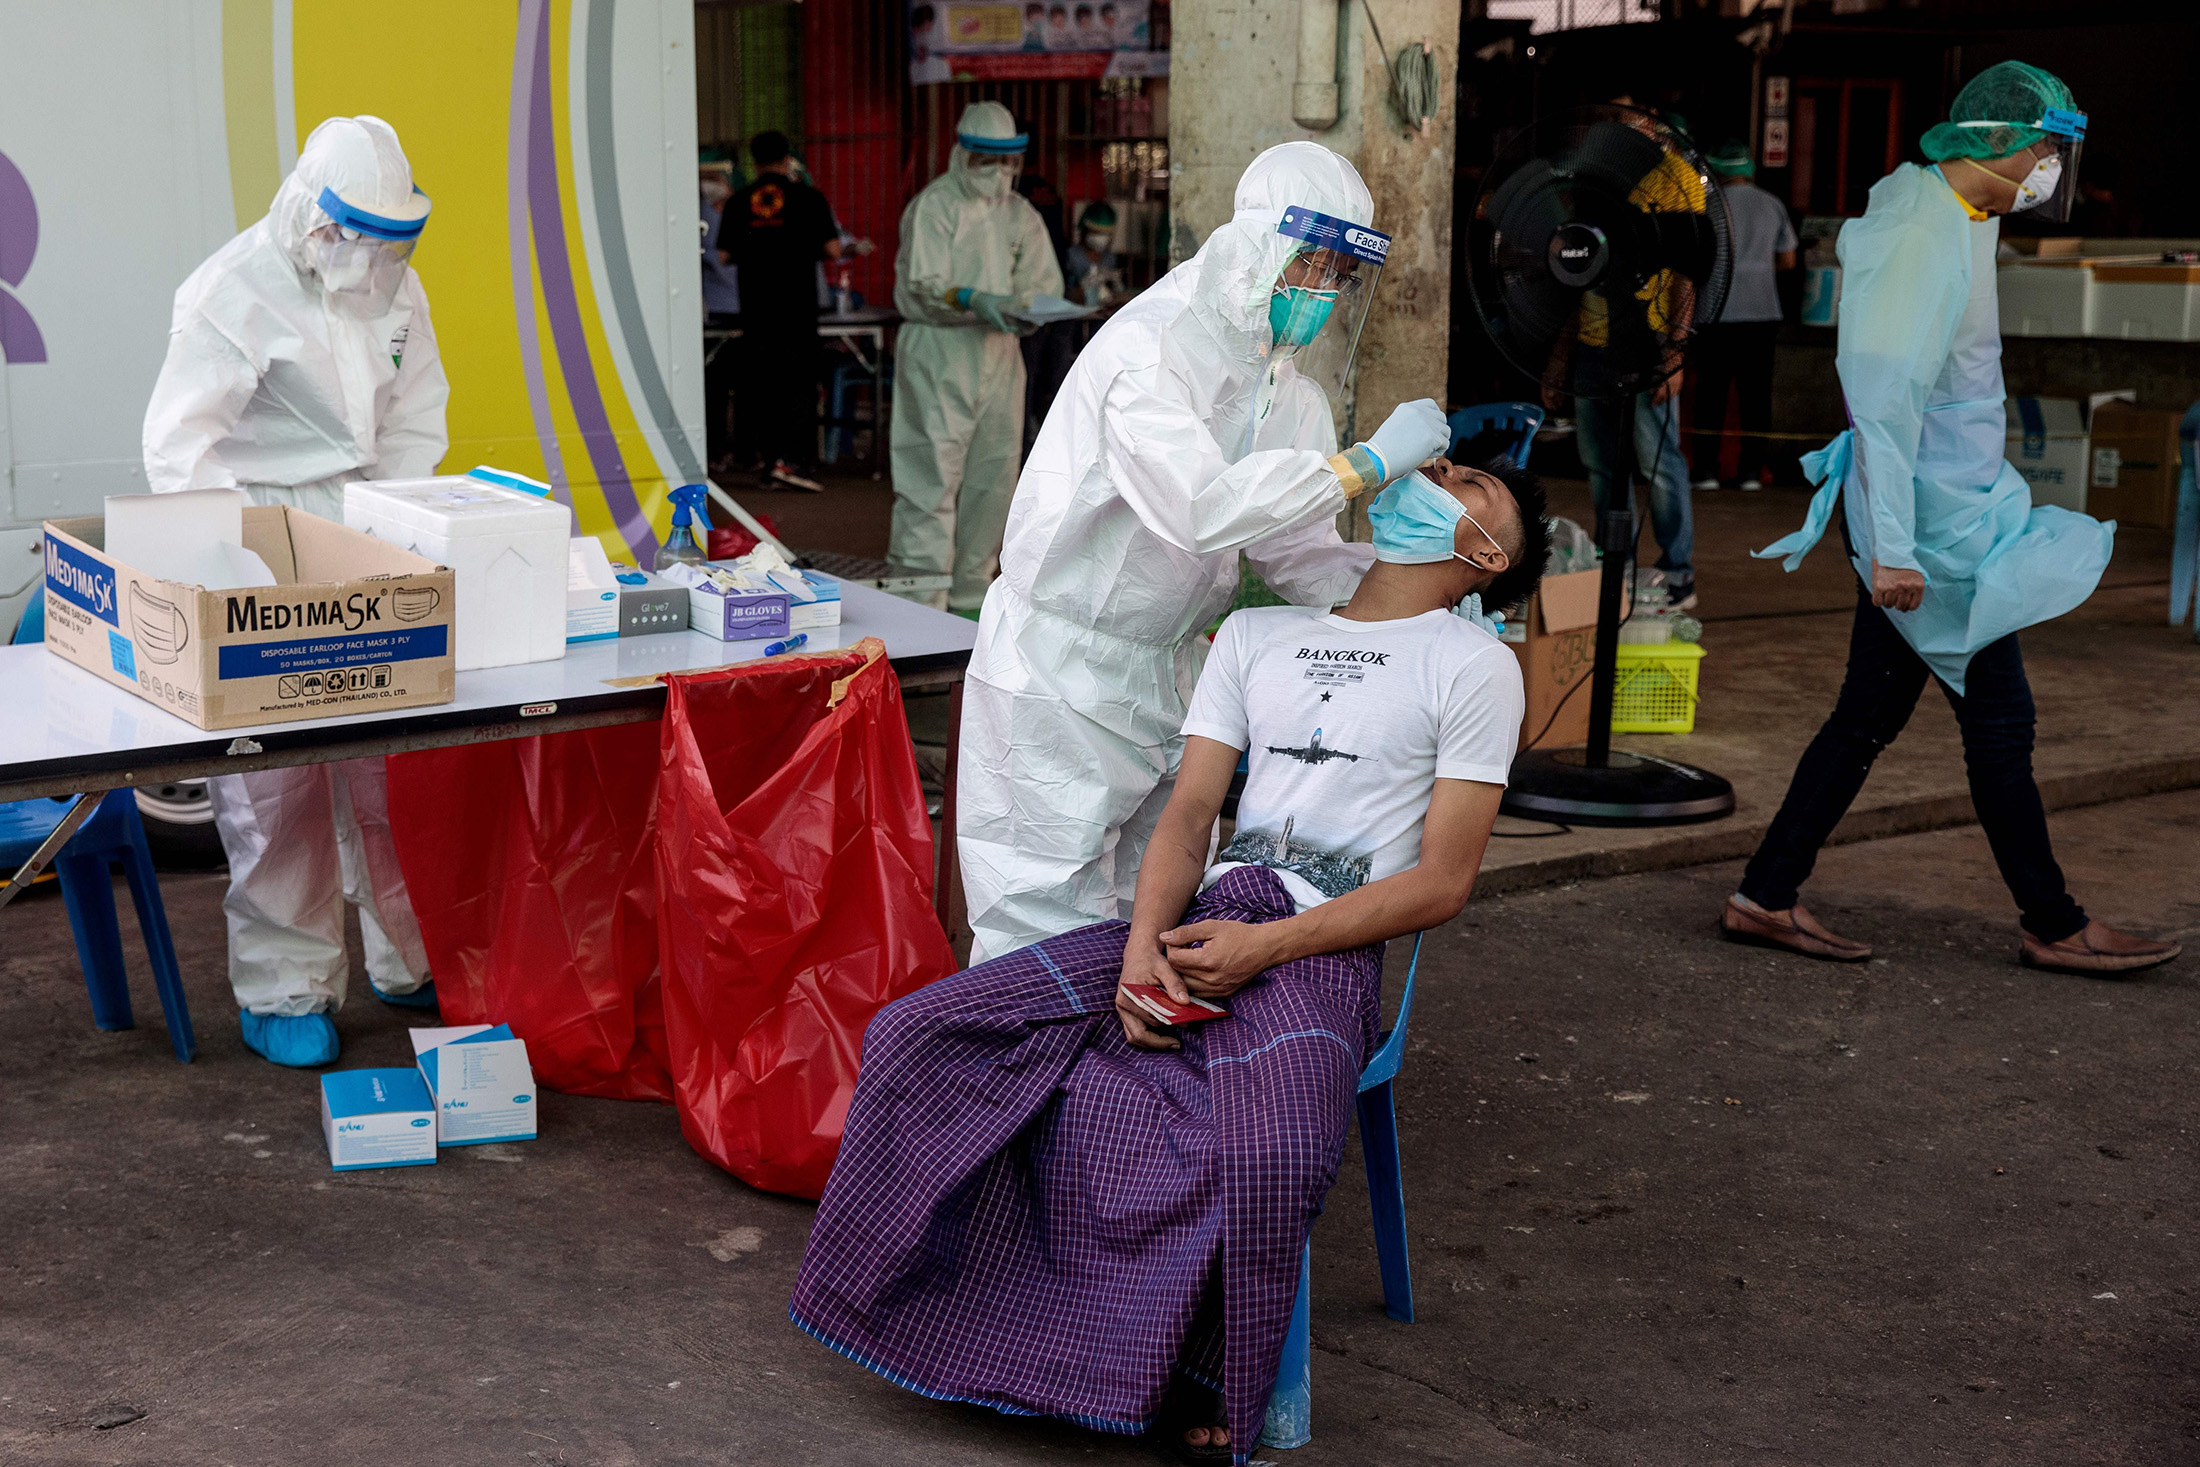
1180 605 1525 910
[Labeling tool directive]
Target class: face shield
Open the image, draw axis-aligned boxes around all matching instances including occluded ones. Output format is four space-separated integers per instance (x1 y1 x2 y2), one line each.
1957 105 2086 223
1266 205 1389 404
312 184 429 318
958 129 1028 200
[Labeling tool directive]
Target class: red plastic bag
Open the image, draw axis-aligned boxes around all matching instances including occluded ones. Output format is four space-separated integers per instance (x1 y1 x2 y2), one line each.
385 724 674 1102
655 639 956 1198
707 511 778 563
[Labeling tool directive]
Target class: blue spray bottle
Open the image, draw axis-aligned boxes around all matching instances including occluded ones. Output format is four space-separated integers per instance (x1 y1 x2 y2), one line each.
654 483 711 571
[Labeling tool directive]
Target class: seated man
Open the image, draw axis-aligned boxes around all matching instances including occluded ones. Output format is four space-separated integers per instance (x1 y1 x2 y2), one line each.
791 456 1551 1464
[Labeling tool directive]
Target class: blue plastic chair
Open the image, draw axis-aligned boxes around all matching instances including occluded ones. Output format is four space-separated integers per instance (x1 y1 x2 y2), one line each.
4 590 195 1061
822 358 893 465
1262 930 1424 1449
1446 401 1545 469
53 791 197 1061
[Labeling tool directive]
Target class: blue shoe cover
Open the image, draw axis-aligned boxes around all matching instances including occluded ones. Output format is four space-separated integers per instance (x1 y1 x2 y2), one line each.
371 977 439 1012
239 1009 340 1068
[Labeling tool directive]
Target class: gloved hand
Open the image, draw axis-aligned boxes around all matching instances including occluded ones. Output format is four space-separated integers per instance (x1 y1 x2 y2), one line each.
960 289 1019 334
1359 398 1451 483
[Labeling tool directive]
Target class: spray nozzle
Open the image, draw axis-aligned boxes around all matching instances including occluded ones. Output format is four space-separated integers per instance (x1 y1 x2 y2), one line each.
669 482 710 527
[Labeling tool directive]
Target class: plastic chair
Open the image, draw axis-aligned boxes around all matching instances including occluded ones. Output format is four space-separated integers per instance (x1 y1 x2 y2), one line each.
3 594 195 1061
1262 930 1424 1449
45 791 197 1062
1446 401 1545 469
823 359 893 465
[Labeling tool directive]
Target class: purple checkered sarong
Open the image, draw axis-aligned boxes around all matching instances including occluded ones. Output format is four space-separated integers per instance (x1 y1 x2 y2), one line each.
789 866 1381 1463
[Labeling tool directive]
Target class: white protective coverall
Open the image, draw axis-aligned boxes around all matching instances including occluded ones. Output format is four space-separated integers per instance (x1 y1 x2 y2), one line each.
889 103 1064 611
958 141 1380 962
141 116 448 1015
1758 163 2113 693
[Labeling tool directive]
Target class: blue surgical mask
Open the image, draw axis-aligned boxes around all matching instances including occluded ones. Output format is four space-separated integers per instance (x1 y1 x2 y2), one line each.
1368 469 1508 572
1368 472 1468 564
1269 285 1337 348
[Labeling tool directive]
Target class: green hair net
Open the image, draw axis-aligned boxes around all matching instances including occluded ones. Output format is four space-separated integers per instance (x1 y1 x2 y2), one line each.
1080 201 1118 229
1706 142 1754 177
1921 61 2075 162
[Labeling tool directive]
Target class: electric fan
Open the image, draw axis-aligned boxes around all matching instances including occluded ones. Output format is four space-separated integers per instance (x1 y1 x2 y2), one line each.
1467 104 1737 827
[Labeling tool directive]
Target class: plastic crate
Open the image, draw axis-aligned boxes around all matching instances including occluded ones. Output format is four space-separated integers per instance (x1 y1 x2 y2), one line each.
1610 641 1704 734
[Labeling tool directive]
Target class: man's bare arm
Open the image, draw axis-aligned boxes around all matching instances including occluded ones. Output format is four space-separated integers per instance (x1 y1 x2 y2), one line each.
1161 778 1504 996
1114 734 1241 1049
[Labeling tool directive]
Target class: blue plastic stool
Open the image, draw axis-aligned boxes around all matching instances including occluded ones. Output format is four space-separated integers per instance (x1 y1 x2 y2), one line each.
1446 401 1545 469
51 791 198 1062
1262 931 1423 1448
823 359 893 465
6 581 194 1060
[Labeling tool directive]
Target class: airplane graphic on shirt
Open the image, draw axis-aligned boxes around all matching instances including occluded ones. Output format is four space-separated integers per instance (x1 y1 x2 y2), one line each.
1265 727 1368 766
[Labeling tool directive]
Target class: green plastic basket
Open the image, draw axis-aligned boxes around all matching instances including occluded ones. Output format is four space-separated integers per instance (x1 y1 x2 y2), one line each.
1610 641 1705 734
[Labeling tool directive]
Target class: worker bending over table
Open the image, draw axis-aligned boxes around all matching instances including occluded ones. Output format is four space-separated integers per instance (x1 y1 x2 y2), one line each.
956 140 1452 963
140 116 449 1067
1732 63 2179 976
794 456 1549 1465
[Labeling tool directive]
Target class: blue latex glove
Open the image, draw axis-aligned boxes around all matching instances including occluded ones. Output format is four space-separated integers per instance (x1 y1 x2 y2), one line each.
239 1010 340 1068
1357 398 1450 484
958 288 1019 334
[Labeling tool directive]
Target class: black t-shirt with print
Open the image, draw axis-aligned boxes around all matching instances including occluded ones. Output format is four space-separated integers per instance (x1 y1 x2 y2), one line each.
716 173 837 320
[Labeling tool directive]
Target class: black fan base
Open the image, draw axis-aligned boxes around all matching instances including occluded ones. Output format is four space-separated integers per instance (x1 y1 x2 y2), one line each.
1501 747 1737 828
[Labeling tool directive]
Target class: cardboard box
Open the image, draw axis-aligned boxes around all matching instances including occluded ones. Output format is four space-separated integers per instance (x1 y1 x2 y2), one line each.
2087 401 2184 528
617 573 690 636
683 566 840 641
321 1068 439 1171
567 537 622 642
787 572 842 633
344 476 570 670
2004 398 2088 513
1998 259 2099 338
42 507 455 731
1508 568 1600 751
410 1024 538 1146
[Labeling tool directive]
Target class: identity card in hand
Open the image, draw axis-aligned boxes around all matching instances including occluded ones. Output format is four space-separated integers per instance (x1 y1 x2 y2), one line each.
1121 986 1228 1027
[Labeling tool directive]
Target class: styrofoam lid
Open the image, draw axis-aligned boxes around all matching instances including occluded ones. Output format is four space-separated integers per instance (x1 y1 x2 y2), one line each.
348 477 572 530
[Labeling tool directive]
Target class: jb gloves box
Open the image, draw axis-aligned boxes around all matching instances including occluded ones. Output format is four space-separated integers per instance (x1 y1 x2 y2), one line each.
42 505 455 731
321 1068 439 1172
410 1024 538 1146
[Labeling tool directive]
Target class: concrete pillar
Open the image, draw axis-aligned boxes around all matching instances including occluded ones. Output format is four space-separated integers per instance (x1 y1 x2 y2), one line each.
1168 0 1458 539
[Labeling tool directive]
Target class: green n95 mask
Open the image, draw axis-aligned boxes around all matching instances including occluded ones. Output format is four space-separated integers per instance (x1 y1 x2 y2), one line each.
1269 285 1338 348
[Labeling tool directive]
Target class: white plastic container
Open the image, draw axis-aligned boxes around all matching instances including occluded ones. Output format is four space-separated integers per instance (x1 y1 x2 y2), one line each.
2089 264 2200 342
1998 260 2097 339
344 476 571 670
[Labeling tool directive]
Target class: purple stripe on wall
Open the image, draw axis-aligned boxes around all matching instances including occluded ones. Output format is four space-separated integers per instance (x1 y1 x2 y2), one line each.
508 0 570 507
523 1 658 565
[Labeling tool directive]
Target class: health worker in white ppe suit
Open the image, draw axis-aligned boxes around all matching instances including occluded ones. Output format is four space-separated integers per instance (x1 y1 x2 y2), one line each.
889 101 1064 612
958 139 1453 962
141 115 450 1068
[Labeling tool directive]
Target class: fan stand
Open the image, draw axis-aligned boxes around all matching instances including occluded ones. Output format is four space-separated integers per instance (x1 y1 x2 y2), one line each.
1501 495 1736 829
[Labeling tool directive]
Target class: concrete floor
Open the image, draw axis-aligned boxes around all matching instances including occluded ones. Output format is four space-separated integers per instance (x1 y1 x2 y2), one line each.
3 791 2192 1464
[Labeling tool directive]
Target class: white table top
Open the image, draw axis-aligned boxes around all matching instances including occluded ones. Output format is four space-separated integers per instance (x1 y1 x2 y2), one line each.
0 576 975 797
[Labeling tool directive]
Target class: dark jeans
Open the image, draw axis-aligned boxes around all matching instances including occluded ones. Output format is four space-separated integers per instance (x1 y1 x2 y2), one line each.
735 307 822 469
1576 392 1694 579
1740 577 2088 941
1690 320 1780 483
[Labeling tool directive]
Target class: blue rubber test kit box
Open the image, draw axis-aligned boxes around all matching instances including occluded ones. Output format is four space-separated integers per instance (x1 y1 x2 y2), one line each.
410 1024 538 1146
320 1068 439 1171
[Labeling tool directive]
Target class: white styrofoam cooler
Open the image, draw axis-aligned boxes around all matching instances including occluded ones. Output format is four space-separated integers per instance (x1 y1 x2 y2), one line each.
2090 265 2200 342
344 477 572 670
1997 261 2097 339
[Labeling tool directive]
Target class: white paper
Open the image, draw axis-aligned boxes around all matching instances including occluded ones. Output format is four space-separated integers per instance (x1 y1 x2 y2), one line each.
1009 292 1098 325
105 489 265 588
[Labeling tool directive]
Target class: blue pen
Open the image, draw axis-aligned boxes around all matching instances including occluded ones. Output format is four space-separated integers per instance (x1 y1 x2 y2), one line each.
761 632 808 657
